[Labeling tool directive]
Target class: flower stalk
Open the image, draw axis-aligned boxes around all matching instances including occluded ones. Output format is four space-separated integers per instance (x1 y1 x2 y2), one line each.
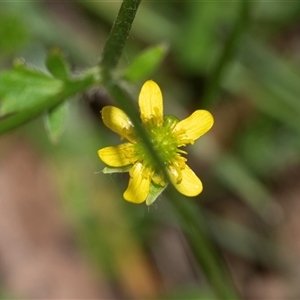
98 0 166 188
100 0 142 74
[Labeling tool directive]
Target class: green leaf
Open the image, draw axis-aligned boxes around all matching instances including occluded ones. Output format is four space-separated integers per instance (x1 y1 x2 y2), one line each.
0 71 95 136
122 43 168 82
238 37 300 113
175 2 236 74
0 61 63 115
46 48 69 80
44 102 68 144
214 154 274 220
204 211 283 269
0 12 29 54
170 194 239 299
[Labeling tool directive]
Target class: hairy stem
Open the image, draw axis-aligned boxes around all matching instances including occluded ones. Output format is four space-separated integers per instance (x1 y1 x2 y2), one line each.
100 0 141 74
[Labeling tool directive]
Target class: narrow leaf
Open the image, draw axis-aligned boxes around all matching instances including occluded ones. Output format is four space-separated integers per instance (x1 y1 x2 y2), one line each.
46 48 69 81
44 102 68 144
122 43 168 82
214 154 274 220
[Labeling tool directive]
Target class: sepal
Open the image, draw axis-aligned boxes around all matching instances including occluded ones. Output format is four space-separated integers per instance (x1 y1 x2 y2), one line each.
103 165 132 174
146 182 168 206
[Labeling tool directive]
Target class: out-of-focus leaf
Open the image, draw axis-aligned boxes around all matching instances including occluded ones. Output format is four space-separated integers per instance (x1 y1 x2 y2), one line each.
175 2 237 73
252 1 299 23
0 71 95 136
46 48 70 81
201 0 250 108
238 117 300 178
170 194 239 299
238 37 300 113
0 12 29 54
44 102 68 144
204 211 284 269
214 154 274 221
223 58 300 134
122 43 168 82
0 61 63 115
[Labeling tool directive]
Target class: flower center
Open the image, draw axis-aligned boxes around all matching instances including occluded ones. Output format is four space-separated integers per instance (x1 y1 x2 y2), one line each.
134 115 180 174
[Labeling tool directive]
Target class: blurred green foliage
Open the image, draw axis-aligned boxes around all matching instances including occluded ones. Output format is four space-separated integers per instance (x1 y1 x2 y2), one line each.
1 0 300 299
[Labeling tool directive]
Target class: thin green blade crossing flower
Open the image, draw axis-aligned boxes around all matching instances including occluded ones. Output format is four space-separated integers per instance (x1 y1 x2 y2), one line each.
98 80 214 205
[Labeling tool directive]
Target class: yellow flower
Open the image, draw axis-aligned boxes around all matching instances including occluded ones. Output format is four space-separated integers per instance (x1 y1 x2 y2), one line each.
98 80 214 205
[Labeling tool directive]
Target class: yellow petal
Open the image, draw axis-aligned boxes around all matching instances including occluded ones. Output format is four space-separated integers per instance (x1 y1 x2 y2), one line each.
173 110 214 145
101 106 135 142
123 162 151 203
168 163 203 197
138 80 163 125
98 143 137 167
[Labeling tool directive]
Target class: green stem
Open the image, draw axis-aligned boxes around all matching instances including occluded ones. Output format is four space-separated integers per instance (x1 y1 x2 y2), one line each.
99 0 168 178
104 82 169 179
201 0 250 108
99 1 239 298
170 193 239 299
100 0 141 73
